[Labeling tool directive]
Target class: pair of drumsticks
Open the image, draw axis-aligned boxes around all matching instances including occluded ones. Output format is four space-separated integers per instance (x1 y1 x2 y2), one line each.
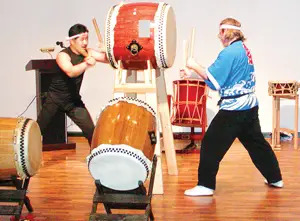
72 18 104 58
181 27 196 78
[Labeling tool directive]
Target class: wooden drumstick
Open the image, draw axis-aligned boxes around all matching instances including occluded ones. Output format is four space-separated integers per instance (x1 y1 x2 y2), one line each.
183 40 188 67
182 40 191 78
92 18 105 50
72 44 89 57
189 27 196 57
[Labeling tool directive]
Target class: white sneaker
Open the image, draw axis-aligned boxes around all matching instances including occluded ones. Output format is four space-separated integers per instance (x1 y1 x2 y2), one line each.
264 179 284 188
184 185 214 196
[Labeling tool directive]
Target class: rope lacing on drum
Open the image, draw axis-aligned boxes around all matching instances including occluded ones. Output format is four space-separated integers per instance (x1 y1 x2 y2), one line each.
19 118 31 177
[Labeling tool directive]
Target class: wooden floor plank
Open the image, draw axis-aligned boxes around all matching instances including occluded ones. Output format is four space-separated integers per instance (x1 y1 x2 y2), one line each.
1 137 299 221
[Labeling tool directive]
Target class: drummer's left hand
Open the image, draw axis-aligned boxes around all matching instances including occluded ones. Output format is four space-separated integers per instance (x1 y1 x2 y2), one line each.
85 56 96 66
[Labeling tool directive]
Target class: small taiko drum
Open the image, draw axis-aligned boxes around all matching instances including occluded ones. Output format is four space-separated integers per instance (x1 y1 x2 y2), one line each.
171 79 208 128
268 80 299 96
105 2 176 70
87 97 156 191
0 118 42 180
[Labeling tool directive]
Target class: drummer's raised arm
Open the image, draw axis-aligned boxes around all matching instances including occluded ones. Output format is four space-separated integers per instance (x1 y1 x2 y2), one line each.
88 48 109 63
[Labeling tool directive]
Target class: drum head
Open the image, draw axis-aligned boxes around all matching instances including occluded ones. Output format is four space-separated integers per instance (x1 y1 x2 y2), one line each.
155 3 176 68
87 144 152 191
163 5 176 67
15 118 42 178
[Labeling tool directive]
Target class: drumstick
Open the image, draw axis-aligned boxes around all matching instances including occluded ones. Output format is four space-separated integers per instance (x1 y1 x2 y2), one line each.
92 18 105 50
189 27 196 57
182 39 192 78
181 27 196 79
72 44 89 57
183 40 188 67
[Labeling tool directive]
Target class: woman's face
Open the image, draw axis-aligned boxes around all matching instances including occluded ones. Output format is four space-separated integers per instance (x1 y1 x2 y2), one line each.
218 29 229 47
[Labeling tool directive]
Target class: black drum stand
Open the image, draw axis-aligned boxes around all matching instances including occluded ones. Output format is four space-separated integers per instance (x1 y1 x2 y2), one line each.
0 176 33 221
89 155 157 221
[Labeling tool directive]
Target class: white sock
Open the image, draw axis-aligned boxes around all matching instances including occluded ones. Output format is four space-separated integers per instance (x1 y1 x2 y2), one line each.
184 185 214 196
264 179 284 188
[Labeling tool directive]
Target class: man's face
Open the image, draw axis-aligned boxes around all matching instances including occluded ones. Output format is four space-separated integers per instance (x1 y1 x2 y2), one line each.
73 32 89 49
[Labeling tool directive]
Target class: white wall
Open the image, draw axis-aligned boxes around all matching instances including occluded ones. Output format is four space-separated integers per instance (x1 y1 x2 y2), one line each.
0 0 299 133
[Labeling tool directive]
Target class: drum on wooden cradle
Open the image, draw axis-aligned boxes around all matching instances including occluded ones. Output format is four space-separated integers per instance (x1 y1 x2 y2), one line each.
171 79 208 129
0 117 42 180
87 97 157 191
268 80 299 97
105 2 176 70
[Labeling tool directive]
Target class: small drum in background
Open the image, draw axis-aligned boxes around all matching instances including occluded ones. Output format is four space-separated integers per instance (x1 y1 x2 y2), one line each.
105 2 176 70
87 97 156 191
171 79 208 128
268 80 299 96
0 117 42 180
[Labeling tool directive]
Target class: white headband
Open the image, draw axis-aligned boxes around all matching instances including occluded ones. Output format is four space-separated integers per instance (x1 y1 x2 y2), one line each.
65 32 88 41
220 24 241 31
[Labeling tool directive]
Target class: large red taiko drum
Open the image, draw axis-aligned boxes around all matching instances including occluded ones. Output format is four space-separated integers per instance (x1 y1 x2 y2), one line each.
105 2 176 70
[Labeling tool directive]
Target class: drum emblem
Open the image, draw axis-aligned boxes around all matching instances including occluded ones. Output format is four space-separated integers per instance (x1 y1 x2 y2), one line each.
126 40 143 56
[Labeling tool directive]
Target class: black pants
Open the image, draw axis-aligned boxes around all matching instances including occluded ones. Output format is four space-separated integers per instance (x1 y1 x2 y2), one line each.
197 106 282 190
37 95 95 146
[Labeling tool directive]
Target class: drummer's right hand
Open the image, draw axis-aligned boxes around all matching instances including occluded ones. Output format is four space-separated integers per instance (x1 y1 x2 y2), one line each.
186 57 197 70
96 42 106 53
180 68 192 79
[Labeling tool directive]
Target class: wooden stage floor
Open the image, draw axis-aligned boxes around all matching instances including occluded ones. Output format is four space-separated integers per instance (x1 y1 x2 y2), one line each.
1 137 299 221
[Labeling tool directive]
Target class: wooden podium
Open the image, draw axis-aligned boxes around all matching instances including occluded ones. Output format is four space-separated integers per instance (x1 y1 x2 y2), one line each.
25 59 76 151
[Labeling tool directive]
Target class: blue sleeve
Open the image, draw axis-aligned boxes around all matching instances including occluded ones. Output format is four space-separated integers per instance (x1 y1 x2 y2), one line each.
206 49 235 90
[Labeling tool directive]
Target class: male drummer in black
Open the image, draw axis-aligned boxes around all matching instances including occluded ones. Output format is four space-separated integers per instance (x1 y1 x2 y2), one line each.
37 23 108 146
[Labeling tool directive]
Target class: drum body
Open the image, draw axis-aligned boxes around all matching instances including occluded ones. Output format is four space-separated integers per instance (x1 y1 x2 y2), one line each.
171 79 208 128
268 81 299 97
87 97 156 191
0 118 42 180
105 2 176 70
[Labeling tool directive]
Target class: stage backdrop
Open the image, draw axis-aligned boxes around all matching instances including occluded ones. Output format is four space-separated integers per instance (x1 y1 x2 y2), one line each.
0 0 299 134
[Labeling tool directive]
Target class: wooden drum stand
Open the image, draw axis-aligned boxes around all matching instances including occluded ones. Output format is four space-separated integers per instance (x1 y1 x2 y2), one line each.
268 81 299 150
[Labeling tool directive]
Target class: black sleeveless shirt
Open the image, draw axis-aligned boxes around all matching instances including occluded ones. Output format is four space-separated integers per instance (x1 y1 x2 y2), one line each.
48 47 85 111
